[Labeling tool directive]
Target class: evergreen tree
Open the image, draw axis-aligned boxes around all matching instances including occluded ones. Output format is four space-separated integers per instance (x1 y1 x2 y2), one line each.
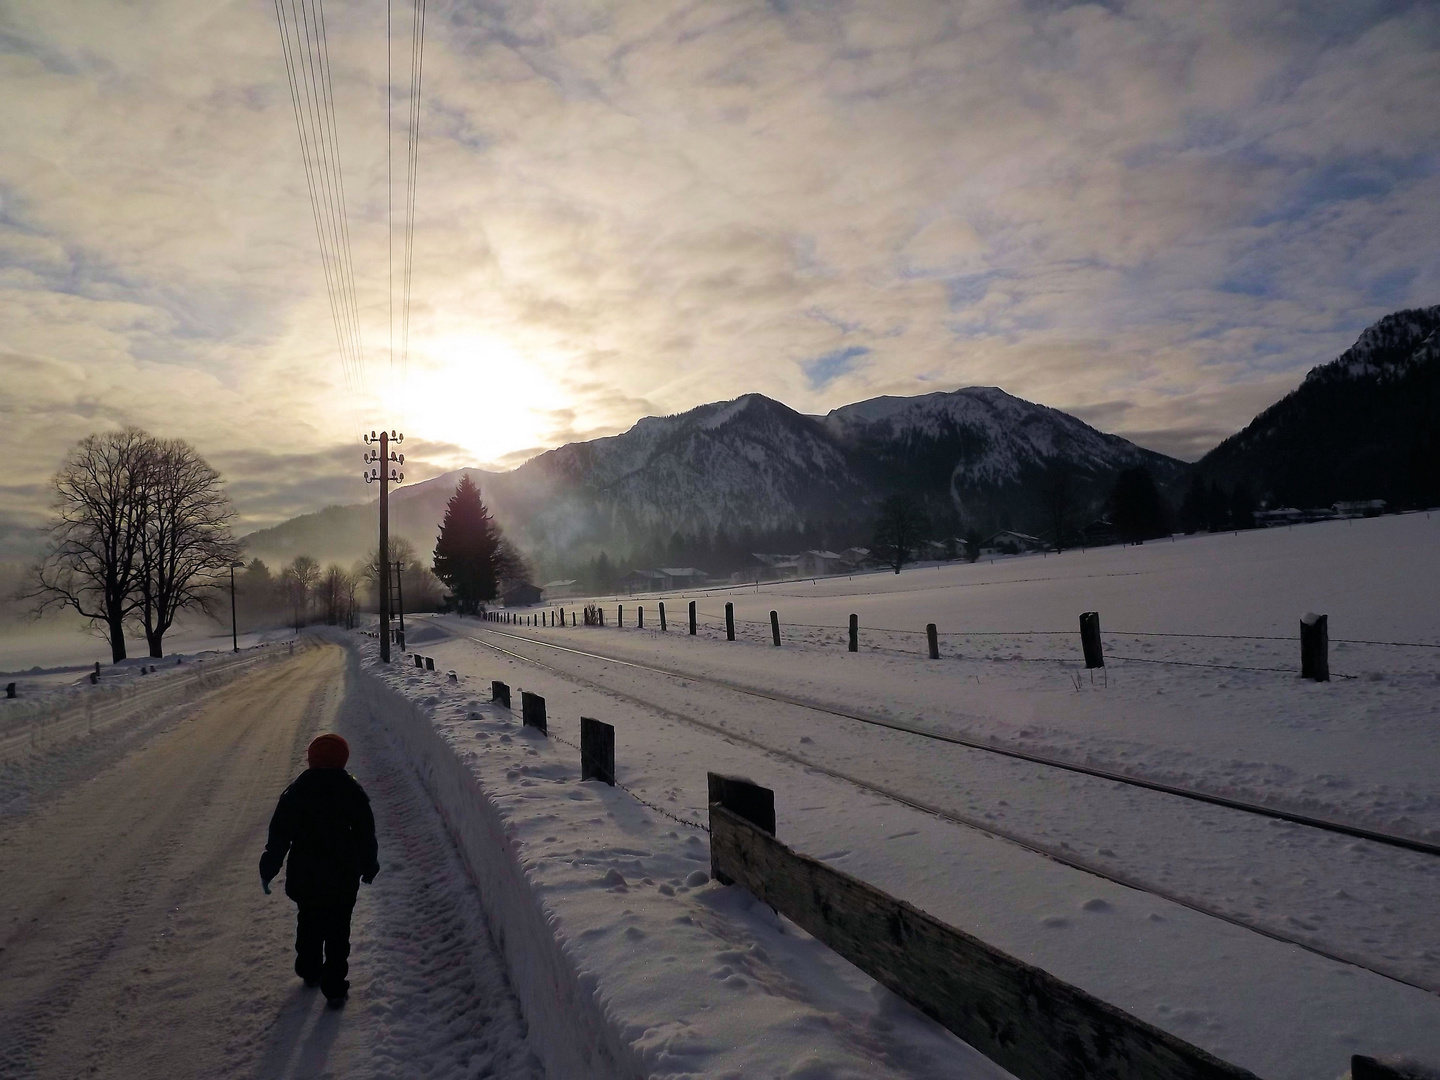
1179 474 1206 534
1108 467 1169 543
432 475 504 614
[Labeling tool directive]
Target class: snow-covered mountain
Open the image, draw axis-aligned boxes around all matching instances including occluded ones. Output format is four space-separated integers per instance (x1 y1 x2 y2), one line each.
1200 307 1440 507
822 386 1184 528
243 386 1185 567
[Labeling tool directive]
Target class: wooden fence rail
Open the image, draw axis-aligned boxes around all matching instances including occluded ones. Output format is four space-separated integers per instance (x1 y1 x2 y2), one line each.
708 773 1260 1080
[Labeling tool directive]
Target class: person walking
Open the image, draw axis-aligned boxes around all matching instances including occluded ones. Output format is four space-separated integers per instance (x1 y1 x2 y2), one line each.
259 733 379 1007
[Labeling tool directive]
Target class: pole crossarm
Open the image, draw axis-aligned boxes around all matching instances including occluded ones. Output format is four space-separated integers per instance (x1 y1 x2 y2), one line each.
363 429 406 661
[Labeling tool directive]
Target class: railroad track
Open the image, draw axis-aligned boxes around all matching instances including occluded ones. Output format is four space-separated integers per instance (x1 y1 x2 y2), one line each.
442 620 1440 996
453 623 1439 858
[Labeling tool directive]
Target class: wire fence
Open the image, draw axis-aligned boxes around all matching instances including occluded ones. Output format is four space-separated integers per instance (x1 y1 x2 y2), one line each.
601 604 1439 681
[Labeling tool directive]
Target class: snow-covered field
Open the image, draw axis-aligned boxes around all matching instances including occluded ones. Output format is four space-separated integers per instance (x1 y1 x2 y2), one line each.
357 512 1439 1080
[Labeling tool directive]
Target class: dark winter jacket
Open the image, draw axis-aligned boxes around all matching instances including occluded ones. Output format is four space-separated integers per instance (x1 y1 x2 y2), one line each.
259 768 379 906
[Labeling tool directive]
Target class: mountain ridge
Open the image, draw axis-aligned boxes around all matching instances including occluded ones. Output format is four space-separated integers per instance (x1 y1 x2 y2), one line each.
241 384 1186 569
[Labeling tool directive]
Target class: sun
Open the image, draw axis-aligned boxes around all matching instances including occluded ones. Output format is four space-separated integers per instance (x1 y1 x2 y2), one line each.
400 334 568 467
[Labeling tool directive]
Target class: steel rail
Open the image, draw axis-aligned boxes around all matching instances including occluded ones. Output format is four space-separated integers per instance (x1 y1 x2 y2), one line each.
442 622 1439 996
453 623 1440 858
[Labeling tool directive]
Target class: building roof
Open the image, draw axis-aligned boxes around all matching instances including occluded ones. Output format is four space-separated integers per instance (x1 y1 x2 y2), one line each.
541 579 578 589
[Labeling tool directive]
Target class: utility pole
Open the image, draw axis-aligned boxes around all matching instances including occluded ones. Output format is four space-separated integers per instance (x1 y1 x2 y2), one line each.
229 560 245 652
364 429 405 662
394 560 406 653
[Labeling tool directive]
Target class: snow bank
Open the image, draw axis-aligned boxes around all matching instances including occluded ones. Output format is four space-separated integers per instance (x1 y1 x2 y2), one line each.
351 652 638 1079
1 640 306 816
351 638 998 1080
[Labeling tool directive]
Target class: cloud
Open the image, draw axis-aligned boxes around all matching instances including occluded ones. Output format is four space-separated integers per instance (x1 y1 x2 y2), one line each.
0 0 1436 552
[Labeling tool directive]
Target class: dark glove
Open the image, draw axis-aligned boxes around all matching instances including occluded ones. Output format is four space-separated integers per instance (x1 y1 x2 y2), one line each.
361 866 378 885
261 875 272 895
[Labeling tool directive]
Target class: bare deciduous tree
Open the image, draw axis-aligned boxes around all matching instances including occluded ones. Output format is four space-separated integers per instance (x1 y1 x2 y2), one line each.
1044 469 1074 553
318 564 352 626
134 438 238 657
871 494 928 575
29 429 152 662
282 556 320 631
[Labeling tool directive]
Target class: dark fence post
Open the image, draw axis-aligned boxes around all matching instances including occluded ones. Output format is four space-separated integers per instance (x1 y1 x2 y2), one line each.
425 656 435 671
617 604 623 627
849 613 858 653
725 602 735 641
5 682 14 699
580 717 615 784
521 691 547 735
559 607 565 626
1080 612 1104 669
689 600 697 635
707 773 776 884
638 606 645 629
1301 613 1329 681
770 610 781 646
414 655 423 668
491 680 510 709
659 601 667 631
927 623 939 660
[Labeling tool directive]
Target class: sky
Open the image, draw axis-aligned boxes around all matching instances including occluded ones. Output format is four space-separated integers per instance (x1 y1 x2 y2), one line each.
1 0 1438 554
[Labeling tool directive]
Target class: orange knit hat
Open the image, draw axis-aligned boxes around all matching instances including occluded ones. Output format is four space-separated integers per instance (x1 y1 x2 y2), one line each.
307 733 350 769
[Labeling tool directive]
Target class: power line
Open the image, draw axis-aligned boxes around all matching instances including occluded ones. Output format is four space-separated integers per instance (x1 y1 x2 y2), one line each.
313 0 367 393
272 0 366 425
386 0 393 385
401 0 427 394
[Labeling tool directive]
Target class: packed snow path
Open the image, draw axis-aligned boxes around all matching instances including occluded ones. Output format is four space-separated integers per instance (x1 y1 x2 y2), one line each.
0 641 541 1080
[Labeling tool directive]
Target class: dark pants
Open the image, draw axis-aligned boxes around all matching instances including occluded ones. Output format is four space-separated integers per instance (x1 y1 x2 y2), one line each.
294 901 355 998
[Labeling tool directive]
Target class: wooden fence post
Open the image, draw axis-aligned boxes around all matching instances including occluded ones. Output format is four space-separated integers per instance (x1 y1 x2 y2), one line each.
927 623 939 660
725 602 735 641
5 682 14 699
414 655 423 668
849 613 858 652
580 717 615 784
491 680 510 709
1080 612 1104 669
770 610 781 646
689 600 697 635
638 606 645 629
659 601 667 631
618 604 623 627
424 657 434 671
706 773 776 884
559 607 565 626
521 691 547 734
1301 612 1329 682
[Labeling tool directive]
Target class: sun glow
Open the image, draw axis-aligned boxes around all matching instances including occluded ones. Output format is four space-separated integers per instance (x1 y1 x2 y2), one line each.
401 334 569 467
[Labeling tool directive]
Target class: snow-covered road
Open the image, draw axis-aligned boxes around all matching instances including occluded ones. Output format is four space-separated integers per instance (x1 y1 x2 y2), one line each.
0 641 541 1080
